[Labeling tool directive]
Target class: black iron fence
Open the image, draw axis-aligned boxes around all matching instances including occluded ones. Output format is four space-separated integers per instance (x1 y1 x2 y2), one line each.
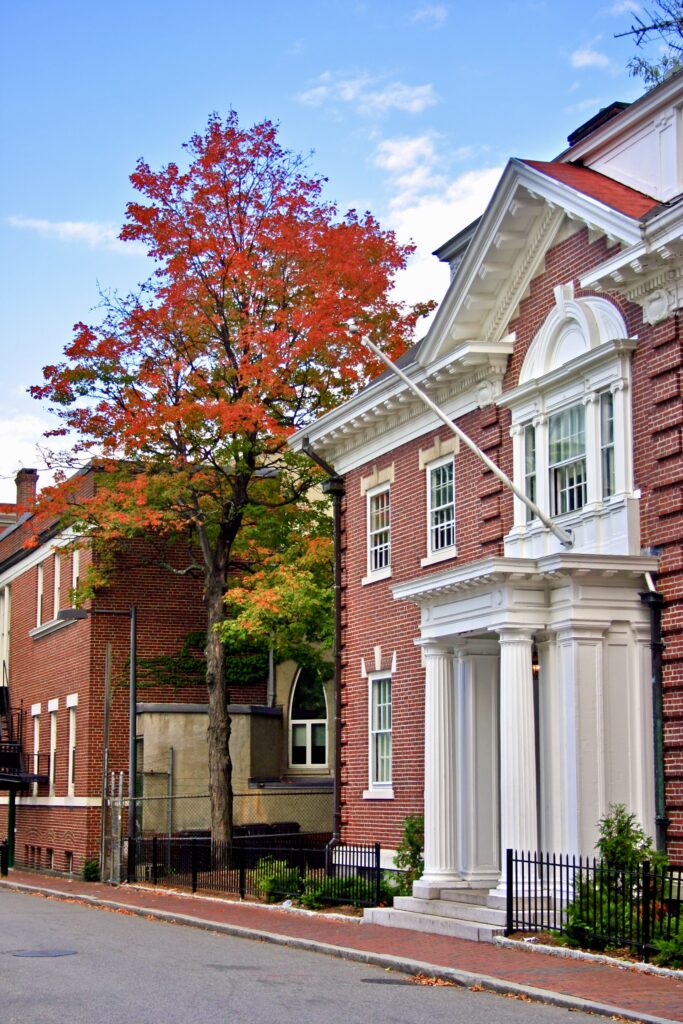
128 834 382 908
506 849 683 960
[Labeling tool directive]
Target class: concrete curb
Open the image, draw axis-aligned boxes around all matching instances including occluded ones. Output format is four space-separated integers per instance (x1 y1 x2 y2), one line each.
495 935 683 981
1 879 679 1024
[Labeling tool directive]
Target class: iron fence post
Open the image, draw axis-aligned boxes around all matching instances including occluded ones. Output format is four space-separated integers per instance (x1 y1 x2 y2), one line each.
506 848 513 935
374 843 381 906
152 836 158 885
191 839 198 894
641 860 651 961
238 841 246 899
0 838 8 877
127 834 136 883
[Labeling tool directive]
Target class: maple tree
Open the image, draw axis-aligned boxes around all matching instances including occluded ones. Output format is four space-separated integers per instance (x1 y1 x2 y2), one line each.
31 111 430 840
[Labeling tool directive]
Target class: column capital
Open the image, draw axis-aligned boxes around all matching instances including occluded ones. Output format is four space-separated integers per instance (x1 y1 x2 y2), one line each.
553 619 609 642
495 626 535 646
418 640 454 660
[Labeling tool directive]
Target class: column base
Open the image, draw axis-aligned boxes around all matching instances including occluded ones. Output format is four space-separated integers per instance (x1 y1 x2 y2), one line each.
413 875 467 900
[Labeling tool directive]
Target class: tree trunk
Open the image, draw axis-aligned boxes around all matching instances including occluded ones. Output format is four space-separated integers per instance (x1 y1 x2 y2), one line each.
205 574 232 842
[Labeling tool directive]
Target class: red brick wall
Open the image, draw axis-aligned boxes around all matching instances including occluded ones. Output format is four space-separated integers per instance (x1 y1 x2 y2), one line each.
340 226 683 862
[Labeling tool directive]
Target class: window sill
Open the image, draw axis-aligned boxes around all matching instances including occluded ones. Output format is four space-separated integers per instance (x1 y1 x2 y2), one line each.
420 546 457 568
362 787 394 800
29 618 72 640
361 566 392 586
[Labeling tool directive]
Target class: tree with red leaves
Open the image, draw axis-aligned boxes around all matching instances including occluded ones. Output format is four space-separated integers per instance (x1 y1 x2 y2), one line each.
31 112 430 839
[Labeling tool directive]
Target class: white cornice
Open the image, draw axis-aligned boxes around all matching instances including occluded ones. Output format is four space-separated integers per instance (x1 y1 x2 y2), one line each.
392 553 659 606
291 339 513 474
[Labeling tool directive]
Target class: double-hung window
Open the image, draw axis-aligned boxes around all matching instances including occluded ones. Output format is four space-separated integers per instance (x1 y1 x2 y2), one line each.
367 485 391 575
370 675 392 788
549 403 587 516
428 457 455 554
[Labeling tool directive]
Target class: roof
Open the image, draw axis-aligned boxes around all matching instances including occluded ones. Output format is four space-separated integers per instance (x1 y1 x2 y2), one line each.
523 160 661 220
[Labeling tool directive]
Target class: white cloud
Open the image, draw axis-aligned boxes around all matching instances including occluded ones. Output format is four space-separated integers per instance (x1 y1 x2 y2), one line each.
570 43 612 69
0 412 65 503
411 4 449 25
606 1 640 14
297 72 438 115
372 133 501 327
7 216 144 255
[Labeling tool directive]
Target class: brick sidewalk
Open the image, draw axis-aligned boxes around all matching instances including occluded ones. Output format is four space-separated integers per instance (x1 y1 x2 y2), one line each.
2 869 683 1023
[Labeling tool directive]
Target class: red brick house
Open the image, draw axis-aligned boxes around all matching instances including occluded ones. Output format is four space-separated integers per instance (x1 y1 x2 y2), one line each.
0 467 334 874
292 74 683 929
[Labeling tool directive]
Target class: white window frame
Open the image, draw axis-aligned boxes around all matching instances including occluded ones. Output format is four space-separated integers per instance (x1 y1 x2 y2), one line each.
53 553 61 620
363 673 393 799
71 548 80 603
423 454 456 564
31 704 40 796
36 562 44 627
364 483 391 583
0 585 10 680
67 694 77 797
48 703 58 796
288 672 328 771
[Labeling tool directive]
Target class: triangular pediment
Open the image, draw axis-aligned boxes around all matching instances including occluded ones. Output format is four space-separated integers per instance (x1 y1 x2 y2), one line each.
418 159 645 369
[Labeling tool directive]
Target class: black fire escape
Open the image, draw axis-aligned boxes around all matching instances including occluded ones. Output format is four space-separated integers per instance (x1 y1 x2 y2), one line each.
0 664 49 790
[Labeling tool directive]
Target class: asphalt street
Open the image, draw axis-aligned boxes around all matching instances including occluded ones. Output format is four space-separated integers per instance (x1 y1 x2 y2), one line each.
0 890 605 1024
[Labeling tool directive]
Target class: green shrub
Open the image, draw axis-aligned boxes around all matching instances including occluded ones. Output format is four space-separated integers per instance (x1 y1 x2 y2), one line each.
300 872 392 909
596 804 667 871
393 814 424 896
254 856 302 903
81 857 100 882
652 921 683 968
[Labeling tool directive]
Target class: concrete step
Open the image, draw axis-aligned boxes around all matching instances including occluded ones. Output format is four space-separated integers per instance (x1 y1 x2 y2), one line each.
438 888 507 911
393 895 507 927
363 906 504 942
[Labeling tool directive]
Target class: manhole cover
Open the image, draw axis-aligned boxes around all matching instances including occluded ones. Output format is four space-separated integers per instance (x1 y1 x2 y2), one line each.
13 950 77 958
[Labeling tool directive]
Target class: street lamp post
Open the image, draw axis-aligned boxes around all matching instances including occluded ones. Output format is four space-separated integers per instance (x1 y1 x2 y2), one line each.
58 605 138 843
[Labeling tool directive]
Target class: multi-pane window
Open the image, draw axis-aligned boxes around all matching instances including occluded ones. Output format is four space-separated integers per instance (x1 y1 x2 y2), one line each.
289 669 327 768
600 391 615 499
524 424 537 522
549 404 587 516
368 487 391 573
71 548 80 602
370 676 392 786
53 554 61 620
36 563 44 627
428 459 455 553
68 705 77 796
49 709 57 795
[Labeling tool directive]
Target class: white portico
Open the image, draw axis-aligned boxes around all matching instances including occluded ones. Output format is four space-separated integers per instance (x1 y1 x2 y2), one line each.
396 553 657 898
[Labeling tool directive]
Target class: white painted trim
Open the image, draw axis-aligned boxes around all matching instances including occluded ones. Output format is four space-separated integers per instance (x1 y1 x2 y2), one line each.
362 788 394 800
0 529 82 589
0 795 102 808
29 617 72 640
66 692 78 708
361 566 392 586
47 698 59 713
421 547 457 568
31 702 41 716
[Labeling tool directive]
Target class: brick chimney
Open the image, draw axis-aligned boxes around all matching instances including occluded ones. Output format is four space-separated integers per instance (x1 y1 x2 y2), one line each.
15 468 38 509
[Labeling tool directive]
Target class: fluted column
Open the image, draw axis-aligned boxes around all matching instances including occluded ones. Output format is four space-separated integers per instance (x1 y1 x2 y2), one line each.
494 627 538 892
414 643 462 899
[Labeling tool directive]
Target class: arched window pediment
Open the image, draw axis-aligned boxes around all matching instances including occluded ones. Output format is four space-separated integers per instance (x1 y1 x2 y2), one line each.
520 284 629 384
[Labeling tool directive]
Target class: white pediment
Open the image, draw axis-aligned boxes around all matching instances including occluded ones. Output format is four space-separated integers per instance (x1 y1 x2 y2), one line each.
417 160 642 369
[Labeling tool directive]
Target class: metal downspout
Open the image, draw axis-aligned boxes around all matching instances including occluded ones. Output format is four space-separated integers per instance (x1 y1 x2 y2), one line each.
640 582 669 853
300 439 344 845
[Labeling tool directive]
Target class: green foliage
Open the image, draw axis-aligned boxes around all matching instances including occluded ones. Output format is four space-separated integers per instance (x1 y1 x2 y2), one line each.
299 874 387 909
596 804 667 871
619 1 683 84
393 814 424 896
255 856 303 903
81 857 100 882
652 921 683 968
558 805 671 954
135 629 270 691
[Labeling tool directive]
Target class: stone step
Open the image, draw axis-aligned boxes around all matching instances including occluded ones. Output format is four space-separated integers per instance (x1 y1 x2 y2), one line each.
363 906 504 942
393 895 507 927
438 888 506 910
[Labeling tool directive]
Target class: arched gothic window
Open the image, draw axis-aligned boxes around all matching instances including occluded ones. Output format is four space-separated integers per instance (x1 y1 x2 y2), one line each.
289 668 328 768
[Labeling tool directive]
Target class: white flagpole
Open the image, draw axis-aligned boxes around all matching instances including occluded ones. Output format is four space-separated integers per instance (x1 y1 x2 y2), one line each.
360 335 573 549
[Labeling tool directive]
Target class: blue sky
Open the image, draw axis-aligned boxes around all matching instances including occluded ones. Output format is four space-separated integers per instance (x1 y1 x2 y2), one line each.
0 0 655 500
